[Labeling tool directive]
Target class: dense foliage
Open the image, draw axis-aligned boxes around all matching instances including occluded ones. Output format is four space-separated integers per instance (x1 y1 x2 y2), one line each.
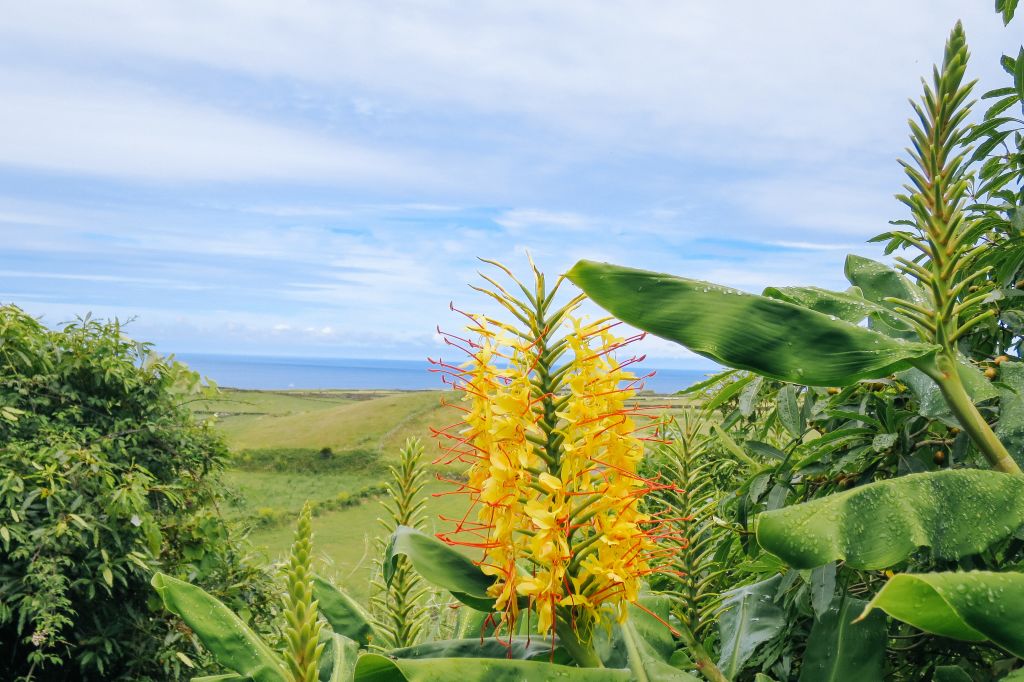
11 4 1024 682
0 306 275 681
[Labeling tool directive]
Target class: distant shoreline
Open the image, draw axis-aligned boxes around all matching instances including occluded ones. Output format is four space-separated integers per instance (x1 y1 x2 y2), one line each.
177 353 716 395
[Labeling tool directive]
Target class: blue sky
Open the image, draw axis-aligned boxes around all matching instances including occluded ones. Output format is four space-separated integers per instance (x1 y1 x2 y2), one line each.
2 1 1021 368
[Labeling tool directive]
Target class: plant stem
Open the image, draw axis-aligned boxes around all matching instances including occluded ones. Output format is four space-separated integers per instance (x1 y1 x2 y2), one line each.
928 352 1022 475
555 617 604 668
677 622 729 682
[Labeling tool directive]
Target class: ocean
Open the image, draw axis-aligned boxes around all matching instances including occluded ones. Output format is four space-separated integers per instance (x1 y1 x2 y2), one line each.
175 353 714 395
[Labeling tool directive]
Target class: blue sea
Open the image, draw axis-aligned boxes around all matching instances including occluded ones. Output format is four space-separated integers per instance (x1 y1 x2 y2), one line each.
176 353 713 395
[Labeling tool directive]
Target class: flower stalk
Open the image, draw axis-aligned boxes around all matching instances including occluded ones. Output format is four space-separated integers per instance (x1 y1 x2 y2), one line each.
886 24 1021 474
431 259 682 665
282 502 324 682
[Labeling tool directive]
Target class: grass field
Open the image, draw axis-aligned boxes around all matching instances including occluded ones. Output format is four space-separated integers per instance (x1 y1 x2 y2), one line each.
200 388 464 602
202 387 690 604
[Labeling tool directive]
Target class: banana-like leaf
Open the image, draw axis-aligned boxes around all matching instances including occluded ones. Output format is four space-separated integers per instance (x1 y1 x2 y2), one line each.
151 573 286 682
566 261 938 386
717 575 785 679
386 637 562 662
859 571 1024 657
755 470 1024 570
897 361 999 422
320 632 359 682
843 255 924 339
385 526 494 611
453 608 494 640
995 363 1024 468
797 597 886 682
932 667 973 682
353 655 635 681
763 285 910 333
596 596 693 681
313 576 378 647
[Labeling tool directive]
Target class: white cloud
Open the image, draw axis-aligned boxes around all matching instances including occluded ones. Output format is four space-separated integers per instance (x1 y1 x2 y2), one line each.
1 1 1016 167
0 69 428 184
495 208 590 232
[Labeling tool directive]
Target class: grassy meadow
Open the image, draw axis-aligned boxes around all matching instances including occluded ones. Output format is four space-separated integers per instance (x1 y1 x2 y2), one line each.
199 386 692 603
197 388 469 602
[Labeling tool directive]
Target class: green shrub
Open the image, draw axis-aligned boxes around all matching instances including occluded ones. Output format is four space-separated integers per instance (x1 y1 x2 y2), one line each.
0 306 276 680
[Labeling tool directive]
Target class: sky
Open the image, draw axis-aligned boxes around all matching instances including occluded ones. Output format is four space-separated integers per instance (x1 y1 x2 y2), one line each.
2 1 1021 368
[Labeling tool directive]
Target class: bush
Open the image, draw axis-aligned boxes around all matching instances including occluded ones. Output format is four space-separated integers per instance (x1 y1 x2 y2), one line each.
0 306 276 680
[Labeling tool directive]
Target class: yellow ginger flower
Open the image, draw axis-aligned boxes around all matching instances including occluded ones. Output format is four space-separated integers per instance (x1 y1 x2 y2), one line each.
430 261 679 643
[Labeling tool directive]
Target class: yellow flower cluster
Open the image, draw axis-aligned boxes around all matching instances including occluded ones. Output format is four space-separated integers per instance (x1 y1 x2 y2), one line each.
440 303 661 636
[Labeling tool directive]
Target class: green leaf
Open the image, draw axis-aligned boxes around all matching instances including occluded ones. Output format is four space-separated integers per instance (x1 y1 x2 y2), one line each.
843 255 922 339
566 260 938 386
313 576 378 647
386 637 561 662
353 654 635 681
777 385 803 437
755 470 1024 570
151 573 286 682
809 563 836 619
932 666 973 682
798 597 886 682
191 676 252 682
596 597 697 682
717 575 785 679
995 363 1024 468
322 633 359 682
860 571 1024 657
763 284 912 335
385 526 494 611
898 360 999 422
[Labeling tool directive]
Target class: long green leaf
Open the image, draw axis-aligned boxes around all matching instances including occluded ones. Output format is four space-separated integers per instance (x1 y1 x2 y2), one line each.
755 470 1024 570
151 573 286 682
313 576 378 647
385 526 494 611
995 363 1024 468
859 571 1024 657
386 637 561 662
716 575 785 679
798 597 886 682
595 597 697 682
353 654 635 681
844 254 923 307
932 667 973 682
763 284 911 333
567 261 938 386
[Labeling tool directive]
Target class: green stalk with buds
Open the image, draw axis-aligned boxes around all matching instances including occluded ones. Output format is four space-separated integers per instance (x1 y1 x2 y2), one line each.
370 438 429 649
883 23 1021 474
282 502 325 682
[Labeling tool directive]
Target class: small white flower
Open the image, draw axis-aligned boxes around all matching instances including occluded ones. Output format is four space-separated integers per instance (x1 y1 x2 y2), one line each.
130 514 142 527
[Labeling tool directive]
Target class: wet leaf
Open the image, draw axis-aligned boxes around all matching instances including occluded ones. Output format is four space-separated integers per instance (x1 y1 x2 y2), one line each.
756 470 1024 569
798 597 886 682
860 571 1024 657
567 261 938 386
